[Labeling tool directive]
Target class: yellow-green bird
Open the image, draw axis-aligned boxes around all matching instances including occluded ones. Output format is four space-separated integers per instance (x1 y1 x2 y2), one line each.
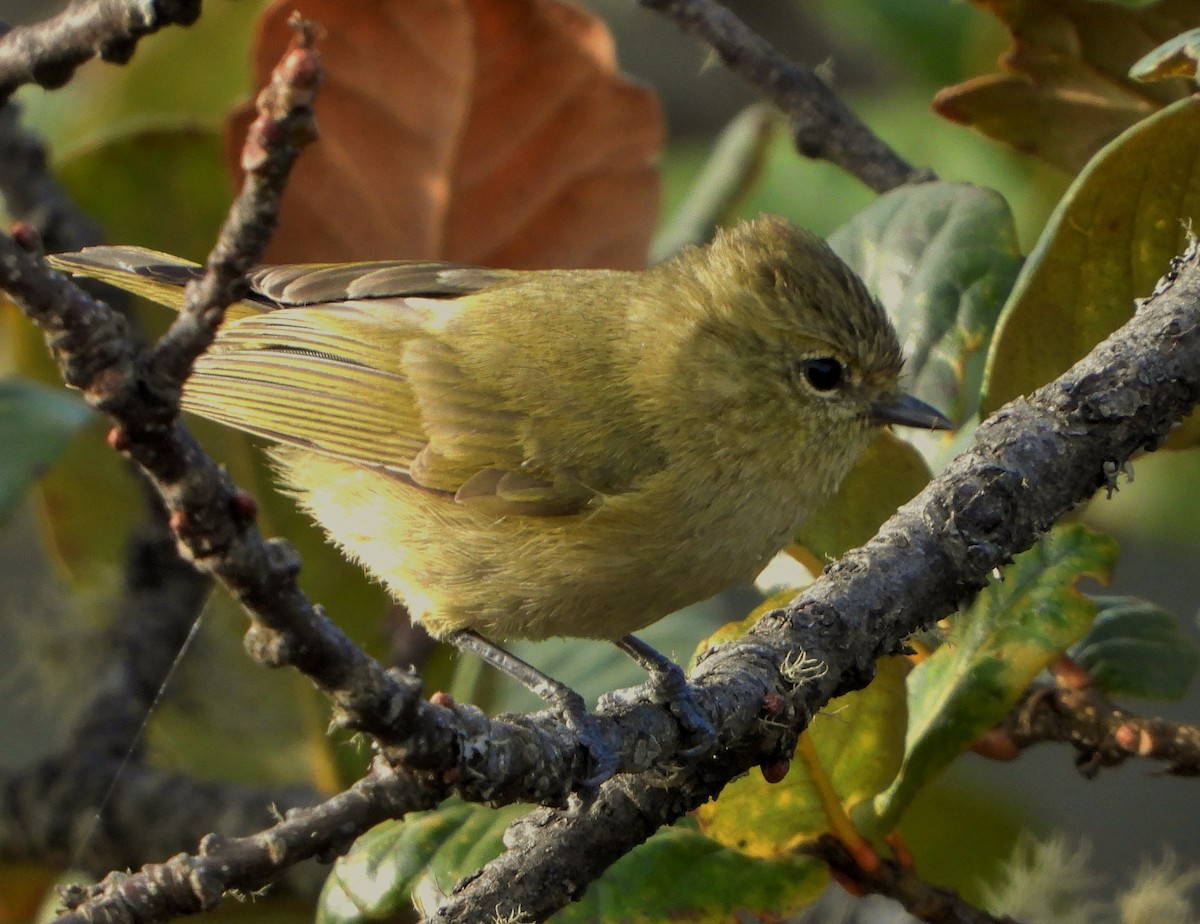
52 215 949 777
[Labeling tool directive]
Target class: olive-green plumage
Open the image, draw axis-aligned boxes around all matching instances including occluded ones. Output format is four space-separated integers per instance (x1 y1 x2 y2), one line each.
52 216 942 642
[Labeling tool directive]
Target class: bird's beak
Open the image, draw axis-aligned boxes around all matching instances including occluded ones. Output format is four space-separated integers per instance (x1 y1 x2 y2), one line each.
871 393 953 431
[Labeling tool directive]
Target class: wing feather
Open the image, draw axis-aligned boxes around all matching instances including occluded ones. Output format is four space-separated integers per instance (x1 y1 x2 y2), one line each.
49 246 625 517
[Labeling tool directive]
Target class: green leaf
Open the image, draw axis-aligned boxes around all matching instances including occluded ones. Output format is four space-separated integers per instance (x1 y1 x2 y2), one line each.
0 377 92 523
319 802 523 923
1071 596 1199 700
558 822 826 923
982 96 1200 415
795 430 932 563
56 126 231 262
874 524 1118 830
828 181 1021 437
24 0 262 154
695 656 907 856
319 804 827 924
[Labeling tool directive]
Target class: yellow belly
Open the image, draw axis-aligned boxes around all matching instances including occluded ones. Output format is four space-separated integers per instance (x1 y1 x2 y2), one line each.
270 448 812 641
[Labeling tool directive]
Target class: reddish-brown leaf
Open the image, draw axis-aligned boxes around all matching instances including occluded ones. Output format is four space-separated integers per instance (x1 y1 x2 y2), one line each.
227 0 662 269
934 0 1199 173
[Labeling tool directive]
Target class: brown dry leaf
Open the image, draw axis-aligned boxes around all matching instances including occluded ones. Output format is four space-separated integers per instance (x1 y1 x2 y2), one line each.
228 0 662 269
934 0 1200 173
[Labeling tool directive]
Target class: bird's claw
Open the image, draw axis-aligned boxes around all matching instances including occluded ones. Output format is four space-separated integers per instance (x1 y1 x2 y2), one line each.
669 688 718 759
601 665 717 759
555 691 617 794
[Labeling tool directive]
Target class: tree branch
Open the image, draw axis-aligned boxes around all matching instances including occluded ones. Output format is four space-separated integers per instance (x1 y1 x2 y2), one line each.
996 682 1200 777
53 761 425 923
636 0 933 192
808 835 1022 924
0 0 201 101
0 757 323 895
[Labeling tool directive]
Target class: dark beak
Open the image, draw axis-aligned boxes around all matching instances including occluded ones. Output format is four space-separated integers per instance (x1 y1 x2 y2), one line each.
872 393 953 431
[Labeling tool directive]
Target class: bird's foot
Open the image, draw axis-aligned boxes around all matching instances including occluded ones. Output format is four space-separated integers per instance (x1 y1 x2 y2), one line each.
608 635 717 759
445 629 618 794
552 687 618 795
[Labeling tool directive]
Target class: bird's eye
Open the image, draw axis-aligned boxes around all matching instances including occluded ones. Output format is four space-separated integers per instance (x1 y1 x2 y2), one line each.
799 357 844 392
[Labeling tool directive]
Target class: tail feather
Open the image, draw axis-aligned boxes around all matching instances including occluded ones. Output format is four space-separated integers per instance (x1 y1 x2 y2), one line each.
48 246 267 319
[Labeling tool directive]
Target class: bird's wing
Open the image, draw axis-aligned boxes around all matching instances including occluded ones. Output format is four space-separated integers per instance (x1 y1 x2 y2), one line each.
182 302 431 474
188 303 599 515
49 246 507 318
51 246 600 516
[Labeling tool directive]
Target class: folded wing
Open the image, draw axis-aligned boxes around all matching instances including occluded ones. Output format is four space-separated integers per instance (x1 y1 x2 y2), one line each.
51 246 604 515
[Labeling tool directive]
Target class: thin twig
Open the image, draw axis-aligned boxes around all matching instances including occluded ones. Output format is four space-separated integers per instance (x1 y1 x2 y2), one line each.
0 757 322 892
637 0 934 192
998 683 1200 777
0 0 201 102
807 835 1023 924
52 761 427 923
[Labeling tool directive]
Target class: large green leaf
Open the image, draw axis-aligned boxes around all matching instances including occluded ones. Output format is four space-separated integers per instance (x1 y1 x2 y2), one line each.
319 803 522 924
874 524 1118 830
983 96 1200 416
319 803 826 924
828 181 1021 436
559 821 825 923
695 655 907 856
1071 596 1199 700
23 0 262 154
0 377 92 523
56 126 231 262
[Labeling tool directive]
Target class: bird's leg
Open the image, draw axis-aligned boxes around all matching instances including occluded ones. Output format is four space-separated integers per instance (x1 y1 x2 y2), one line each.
609 634 716 757
445 629 617 790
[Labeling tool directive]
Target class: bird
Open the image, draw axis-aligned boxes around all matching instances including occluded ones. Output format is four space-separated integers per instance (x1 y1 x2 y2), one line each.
51 215 950 781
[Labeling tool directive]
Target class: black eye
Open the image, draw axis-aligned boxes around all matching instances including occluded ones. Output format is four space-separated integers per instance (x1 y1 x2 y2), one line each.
800 357 844 392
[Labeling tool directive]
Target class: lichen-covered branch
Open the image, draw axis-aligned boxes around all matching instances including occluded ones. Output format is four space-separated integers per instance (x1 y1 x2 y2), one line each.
53 761 424 924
